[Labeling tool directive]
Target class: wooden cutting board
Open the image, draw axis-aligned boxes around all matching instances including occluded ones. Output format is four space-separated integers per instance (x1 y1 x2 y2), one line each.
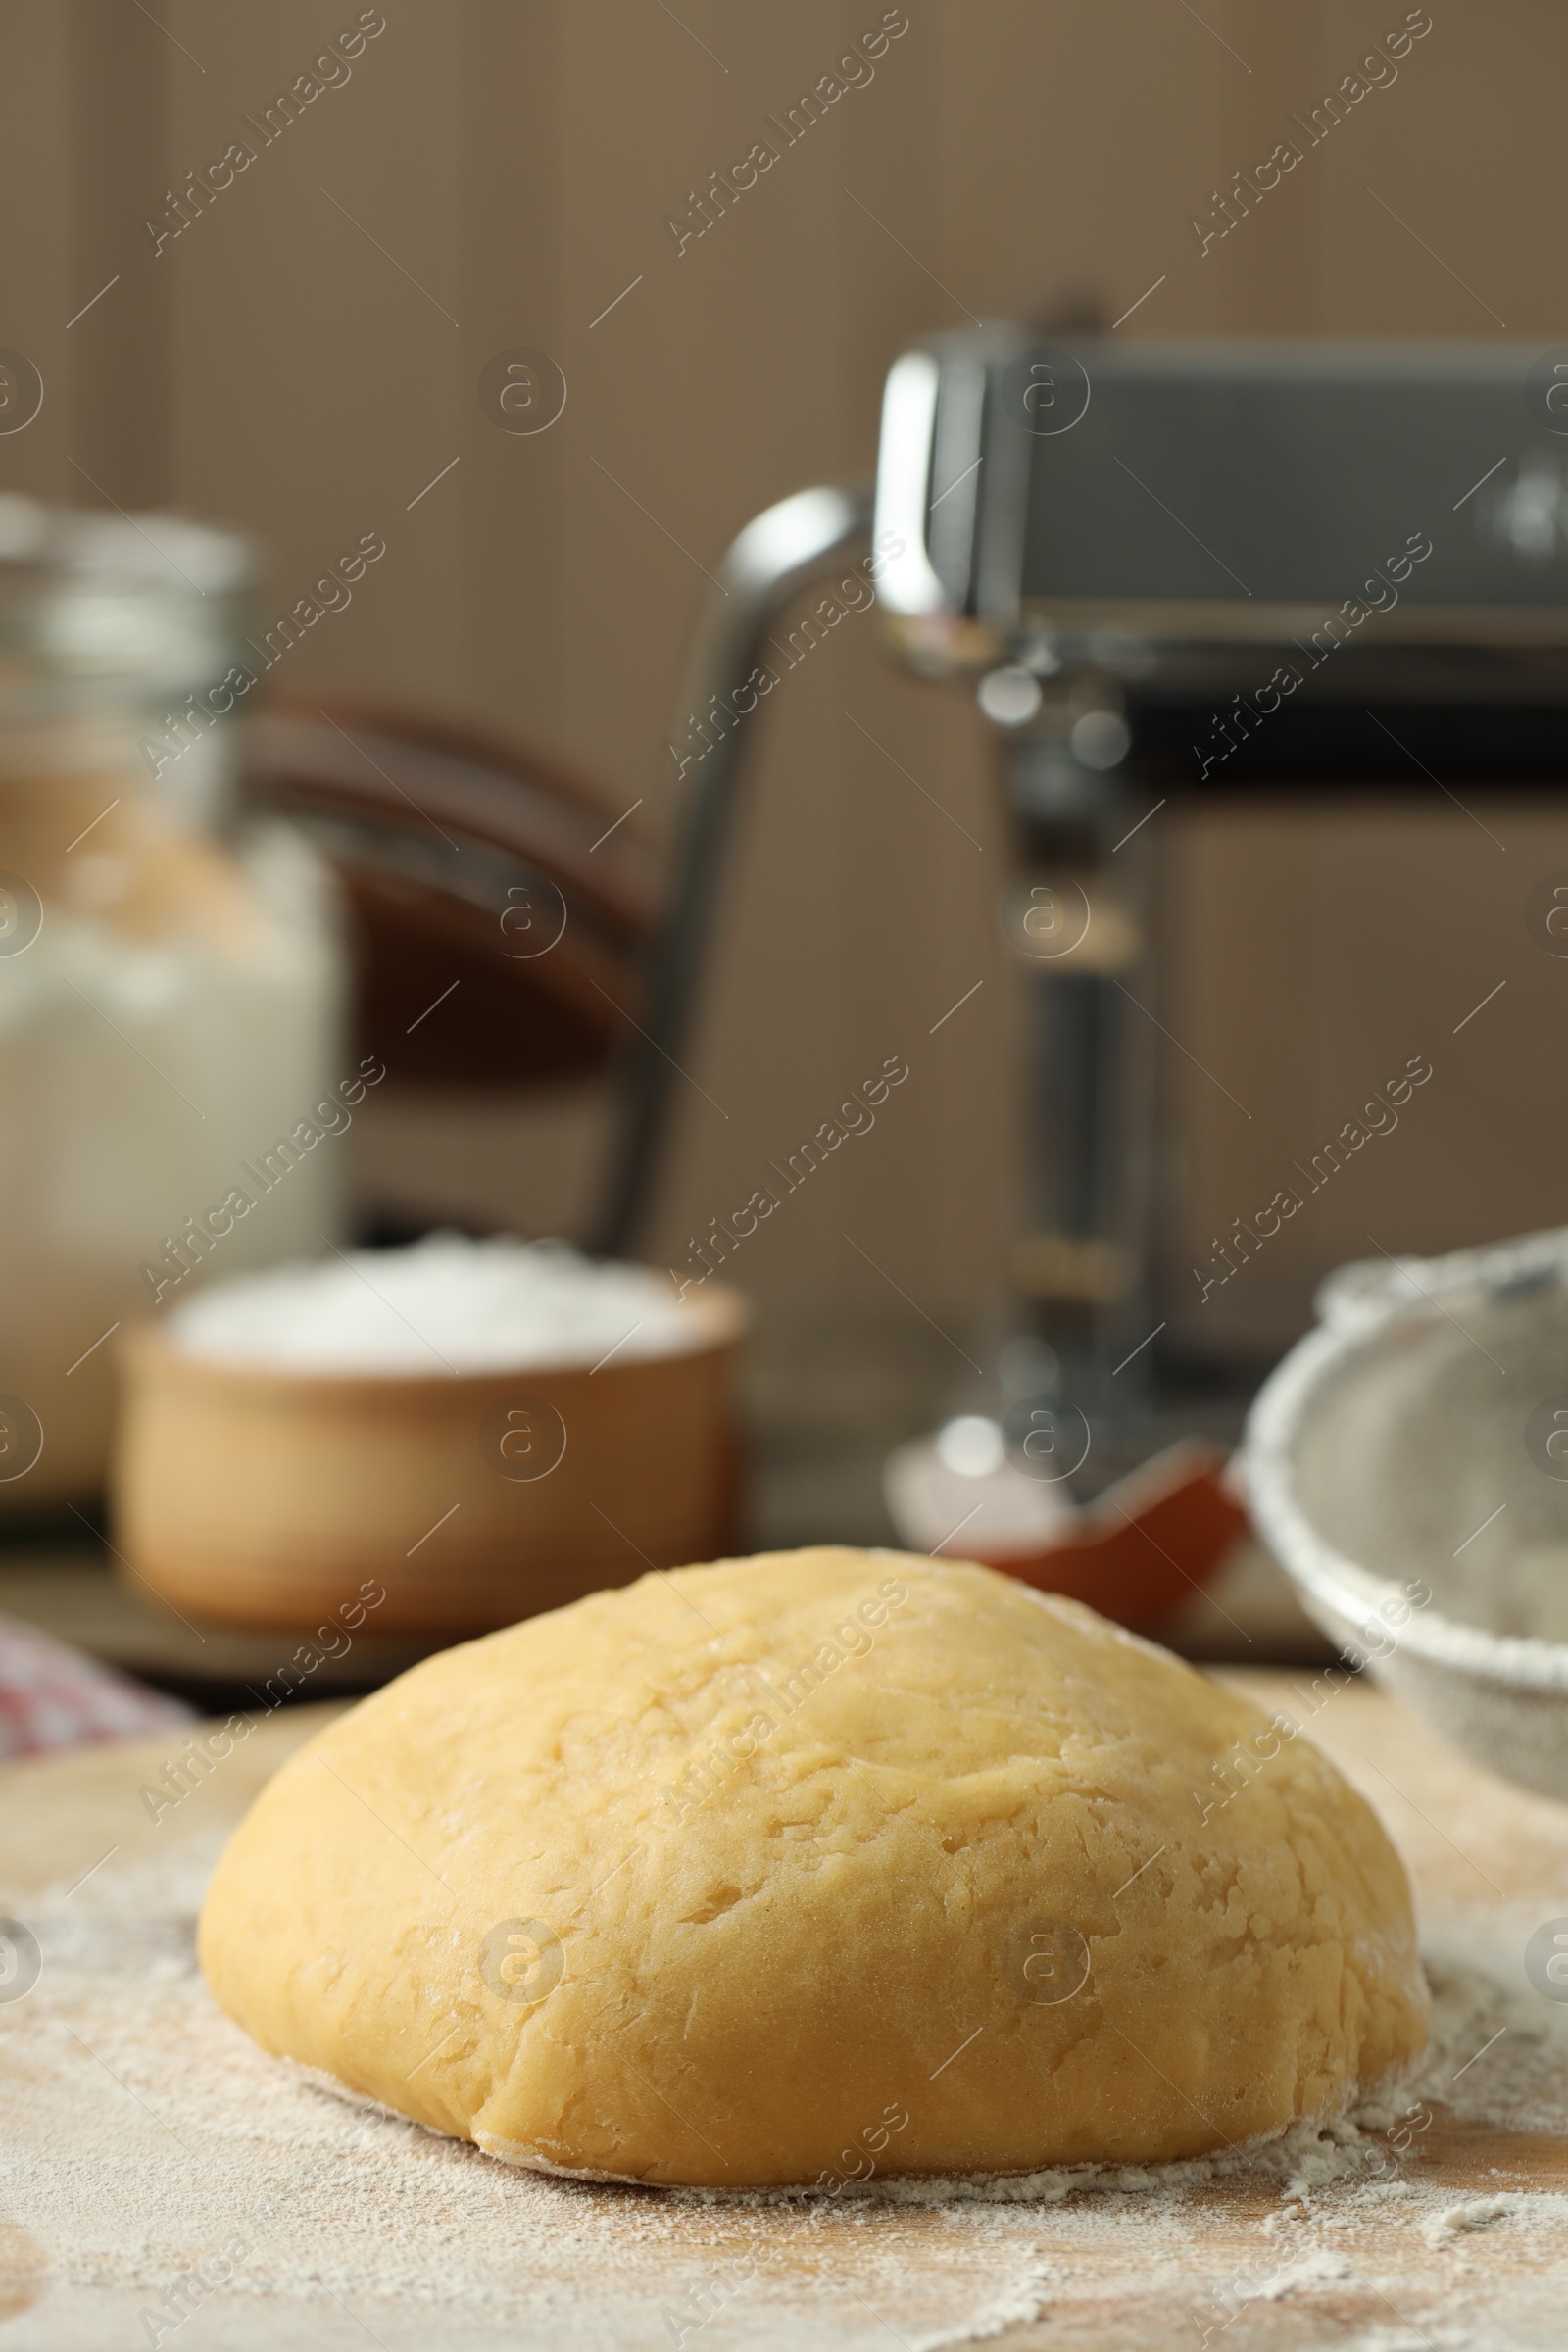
3 1671 1568 2350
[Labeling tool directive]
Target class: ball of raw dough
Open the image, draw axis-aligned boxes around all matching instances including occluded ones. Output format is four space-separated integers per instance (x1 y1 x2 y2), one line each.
199 1548 1429 2186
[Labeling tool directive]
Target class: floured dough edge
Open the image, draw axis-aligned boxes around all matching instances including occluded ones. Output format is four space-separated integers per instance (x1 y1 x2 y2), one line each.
289 2060 697 2187
292 2039 1426 2202
285 2057 459 2139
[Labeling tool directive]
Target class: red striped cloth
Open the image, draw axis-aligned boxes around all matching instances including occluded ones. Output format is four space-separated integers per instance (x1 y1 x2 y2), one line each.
0 1613 193 1759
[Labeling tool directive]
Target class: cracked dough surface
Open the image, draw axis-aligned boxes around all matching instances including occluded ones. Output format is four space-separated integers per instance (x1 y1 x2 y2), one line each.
199 1548 1429 2186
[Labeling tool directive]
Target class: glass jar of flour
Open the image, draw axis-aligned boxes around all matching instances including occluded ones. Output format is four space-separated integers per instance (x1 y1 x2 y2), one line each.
0 501 347 1509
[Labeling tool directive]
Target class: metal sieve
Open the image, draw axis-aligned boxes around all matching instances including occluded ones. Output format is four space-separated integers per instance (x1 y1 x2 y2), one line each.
1244 1225 1568 1801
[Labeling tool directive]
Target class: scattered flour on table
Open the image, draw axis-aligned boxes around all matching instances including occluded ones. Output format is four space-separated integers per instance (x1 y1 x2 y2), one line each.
5 1835 1568 2349
1421 2192 1568 2243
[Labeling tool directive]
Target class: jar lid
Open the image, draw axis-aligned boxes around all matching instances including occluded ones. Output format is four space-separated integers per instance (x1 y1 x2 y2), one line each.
0 498 258 716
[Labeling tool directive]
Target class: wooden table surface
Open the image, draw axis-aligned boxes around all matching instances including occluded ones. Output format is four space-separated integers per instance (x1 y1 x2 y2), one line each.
3 1670 1567 2349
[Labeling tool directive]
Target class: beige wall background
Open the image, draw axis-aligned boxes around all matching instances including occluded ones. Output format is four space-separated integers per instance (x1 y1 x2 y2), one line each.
4 0 1565 1345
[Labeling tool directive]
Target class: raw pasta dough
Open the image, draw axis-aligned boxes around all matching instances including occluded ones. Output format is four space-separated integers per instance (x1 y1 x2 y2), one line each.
200 1548 1429 2186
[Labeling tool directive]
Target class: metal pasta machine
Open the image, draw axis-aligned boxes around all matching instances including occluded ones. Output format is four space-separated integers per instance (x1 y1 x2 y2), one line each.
595 333 1568 1460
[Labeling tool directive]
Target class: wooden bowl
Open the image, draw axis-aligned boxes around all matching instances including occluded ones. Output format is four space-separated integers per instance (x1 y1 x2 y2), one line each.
110 1287 747 1635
